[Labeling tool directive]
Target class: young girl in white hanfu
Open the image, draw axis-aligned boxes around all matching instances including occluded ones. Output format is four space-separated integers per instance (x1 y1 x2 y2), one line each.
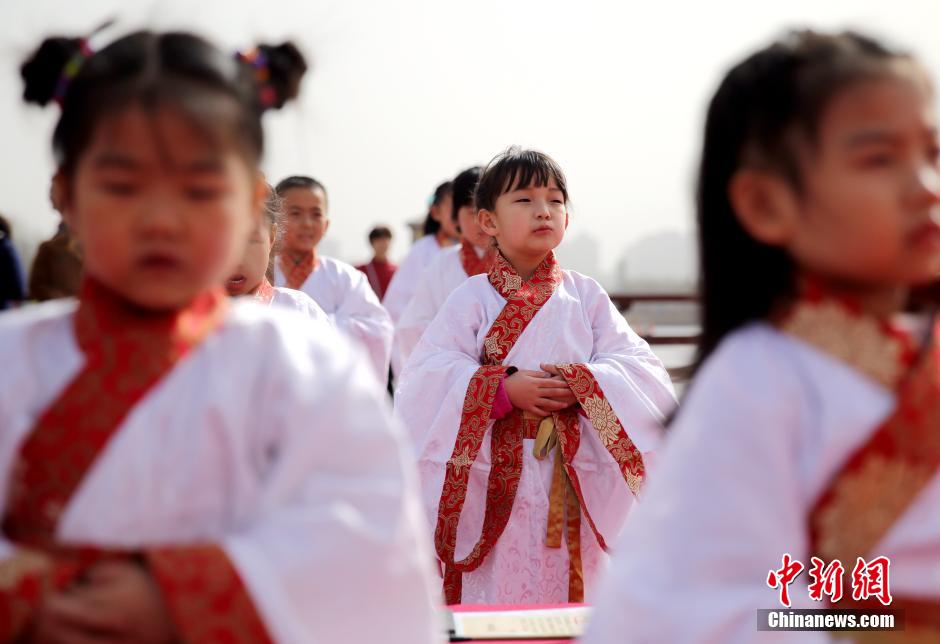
384 180 457 321
0 30 437 644
395 166 497 370
584 30 940 644
395 147 676 605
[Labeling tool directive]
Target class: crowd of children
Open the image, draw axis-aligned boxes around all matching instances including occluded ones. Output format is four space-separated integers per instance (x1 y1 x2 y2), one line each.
1 22 938 644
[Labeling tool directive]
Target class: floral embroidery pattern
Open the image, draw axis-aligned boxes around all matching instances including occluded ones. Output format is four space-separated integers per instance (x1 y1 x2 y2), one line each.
781 299 906 389
800 297 940 632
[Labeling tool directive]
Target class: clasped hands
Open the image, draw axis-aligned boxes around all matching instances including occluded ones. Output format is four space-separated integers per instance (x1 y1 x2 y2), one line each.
503 364 578 418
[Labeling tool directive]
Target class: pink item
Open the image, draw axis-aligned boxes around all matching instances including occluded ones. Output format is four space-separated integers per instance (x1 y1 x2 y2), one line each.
491 375 515 420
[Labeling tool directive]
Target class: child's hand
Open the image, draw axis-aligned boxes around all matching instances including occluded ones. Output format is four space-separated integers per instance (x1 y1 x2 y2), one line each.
504 369 573 417
539 364 578 409
31 559 175 644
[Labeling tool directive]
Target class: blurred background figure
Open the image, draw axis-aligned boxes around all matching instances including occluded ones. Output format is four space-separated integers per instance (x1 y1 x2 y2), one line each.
28 220 82 301
0 214 26 309
28 182 82 301
382 180 456 324
357 225 397 300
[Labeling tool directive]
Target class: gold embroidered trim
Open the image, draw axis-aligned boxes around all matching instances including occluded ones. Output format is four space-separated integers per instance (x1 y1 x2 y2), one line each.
814 454 933 565
780 300 904 389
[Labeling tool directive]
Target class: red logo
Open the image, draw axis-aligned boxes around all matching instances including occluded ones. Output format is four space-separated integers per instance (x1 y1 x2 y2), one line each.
768 555 892 607
767 554 805 608
851 556 892 606
807 556 845 603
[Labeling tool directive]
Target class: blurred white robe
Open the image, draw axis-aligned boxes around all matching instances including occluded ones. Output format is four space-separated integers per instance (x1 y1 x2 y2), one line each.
583 322 940 644
395 245 481 372
0 298 439 644
274 255 392 382
395 269 676 604
383 235 448 324
269 284 330 326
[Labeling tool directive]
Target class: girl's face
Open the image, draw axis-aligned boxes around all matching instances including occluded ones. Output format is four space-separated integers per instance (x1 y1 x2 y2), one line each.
777 73 940 289
227 221 276 296
432 193 459 238
456 203 491 249
62 105 263 310
479 179 567 259
281 186 329 254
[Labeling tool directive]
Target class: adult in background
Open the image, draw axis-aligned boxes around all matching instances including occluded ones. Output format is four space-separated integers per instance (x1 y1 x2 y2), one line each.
357 225 397 300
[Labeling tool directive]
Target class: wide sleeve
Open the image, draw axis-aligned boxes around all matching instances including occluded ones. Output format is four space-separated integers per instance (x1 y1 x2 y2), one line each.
295 291 332 328
578 279 677 455
394 283 489 456
394 265 447 373
330 266 394 382
161 325 441 644
582 331 826 644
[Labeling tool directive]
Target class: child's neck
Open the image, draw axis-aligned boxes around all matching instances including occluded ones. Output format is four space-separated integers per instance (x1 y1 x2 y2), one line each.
373 251 388 263
801 271 908 318
462 238 488 258
287 247 317 263
436 230 456 247
500 248 551 282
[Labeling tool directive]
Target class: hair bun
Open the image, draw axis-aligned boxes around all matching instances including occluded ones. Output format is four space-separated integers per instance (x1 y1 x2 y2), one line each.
21 36 85 106
256 41 308 110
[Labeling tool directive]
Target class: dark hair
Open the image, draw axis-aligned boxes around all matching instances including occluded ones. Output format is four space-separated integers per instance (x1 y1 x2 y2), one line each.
694 29 913 374
451 166 482 221
475 146 569 214
261 184 283 280
262 183 283 228
368 226 393 243
21 31 308 175
422 180 453 236
0 215 10 239
274 175 328 206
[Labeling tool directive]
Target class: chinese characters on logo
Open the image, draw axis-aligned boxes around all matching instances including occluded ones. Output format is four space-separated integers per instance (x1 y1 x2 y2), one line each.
767 554 892 607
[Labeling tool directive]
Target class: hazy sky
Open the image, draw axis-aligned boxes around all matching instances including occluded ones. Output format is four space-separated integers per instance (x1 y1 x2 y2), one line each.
2 0 939 280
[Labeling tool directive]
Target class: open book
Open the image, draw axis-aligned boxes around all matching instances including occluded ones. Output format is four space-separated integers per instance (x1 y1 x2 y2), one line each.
445 606 591 641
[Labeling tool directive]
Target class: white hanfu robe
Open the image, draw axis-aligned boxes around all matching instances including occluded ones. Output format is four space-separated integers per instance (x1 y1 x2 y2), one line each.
274 255 392 382
269 284 331 326
583 321 940 644
395 245 478 372
395 267 676 604
383 234 448 323
0 298 439 644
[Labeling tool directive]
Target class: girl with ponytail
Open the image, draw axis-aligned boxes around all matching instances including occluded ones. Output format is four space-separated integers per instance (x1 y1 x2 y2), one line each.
586 30 940 642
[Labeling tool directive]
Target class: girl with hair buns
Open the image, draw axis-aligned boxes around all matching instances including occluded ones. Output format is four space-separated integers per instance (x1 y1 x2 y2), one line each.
0 29 437 643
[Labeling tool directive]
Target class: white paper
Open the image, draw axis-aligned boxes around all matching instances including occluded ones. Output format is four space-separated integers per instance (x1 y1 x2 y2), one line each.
451 607 591 640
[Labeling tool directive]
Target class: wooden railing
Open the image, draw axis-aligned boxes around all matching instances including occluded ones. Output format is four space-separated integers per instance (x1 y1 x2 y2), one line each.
608 293 699 346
